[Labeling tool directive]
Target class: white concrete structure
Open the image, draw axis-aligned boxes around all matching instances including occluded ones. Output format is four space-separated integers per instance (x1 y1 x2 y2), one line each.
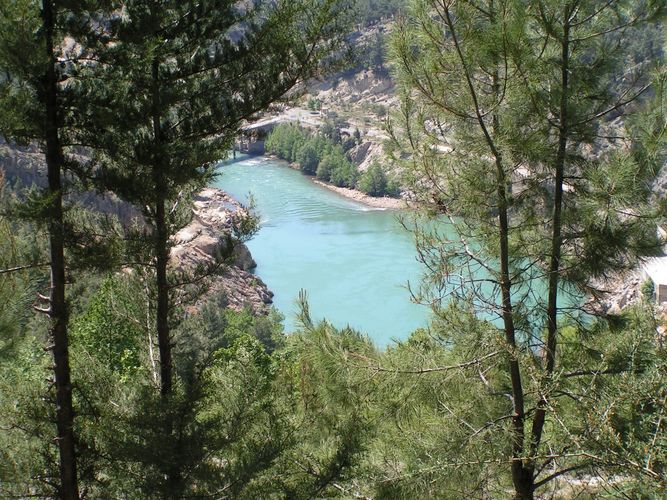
643 256 667 303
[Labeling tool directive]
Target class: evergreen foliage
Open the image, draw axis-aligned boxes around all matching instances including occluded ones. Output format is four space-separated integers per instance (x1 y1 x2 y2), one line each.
0 2 117 496
78 0 352 405
0 0 353 495
315 153 337 181
266 123 400 193
297 140 322 175
0 0 664 497
265 123 311 163
358 160 399 197
389 0 667 497
329 156 359 187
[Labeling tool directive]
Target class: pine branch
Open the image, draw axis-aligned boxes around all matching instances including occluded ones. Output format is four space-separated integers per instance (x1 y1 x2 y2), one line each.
0 262 50 274
533 463 591 489
347 350 502 374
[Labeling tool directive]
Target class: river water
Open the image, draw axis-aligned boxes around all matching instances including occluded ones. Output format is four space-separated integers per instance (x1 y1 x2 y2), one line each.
214 155 430 346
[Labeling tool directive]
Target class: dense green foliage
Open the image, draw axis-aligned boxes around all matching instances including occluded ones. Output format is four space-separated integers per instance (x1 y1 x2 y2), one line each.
0 1 121 495
0 0 665 498
266 123 359 188
0 0 354 496
266 123 400 196
265 123 311 164
357 161 399 197
389 0 667 497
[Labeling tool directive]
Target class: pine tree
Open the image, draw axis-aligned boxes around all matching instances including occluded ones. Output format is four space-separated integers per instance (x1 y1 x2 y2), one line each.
81 0 351 399
390 0 666 497
0 2 112 497
68 0 353 490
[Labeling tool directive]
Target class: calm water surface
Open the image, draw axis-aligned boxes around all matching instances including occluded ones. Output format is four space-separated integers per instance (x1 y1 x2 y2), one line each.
214 156 430 346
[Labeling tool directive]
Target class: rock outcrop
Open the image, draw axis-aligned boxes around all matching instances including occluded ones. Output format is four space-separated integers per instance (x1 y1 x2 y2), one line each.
170 187 273 314
585 271 644 316
347 140 387 172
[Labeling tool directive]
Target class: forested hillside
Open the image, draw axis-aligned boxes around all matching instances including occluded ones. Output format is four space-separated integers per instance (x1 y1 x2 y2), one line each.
0 1 666 499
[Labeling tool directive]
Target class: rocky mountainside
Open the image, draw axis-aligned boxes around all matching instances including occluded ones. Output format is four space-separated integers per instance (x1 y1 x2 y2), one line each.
302 23 397 173
0 138 140 223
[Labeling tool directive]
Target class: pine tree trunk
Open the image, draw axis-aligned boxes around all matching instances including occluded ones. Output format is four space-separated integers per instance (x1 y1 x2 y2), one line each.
150 55 173 398
148 42 184 493
42 1 79 498
445 1 534 493
514 476 534 499
487 6 531 494
530 4 571 468
154 186 172 396
154 183 184 492
494 105 532 500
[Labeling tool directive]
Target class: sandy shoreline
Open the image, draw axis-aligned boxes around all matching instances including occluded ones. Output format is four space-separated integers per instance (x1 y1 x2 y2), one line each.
312 179 408 209
263 154 408 210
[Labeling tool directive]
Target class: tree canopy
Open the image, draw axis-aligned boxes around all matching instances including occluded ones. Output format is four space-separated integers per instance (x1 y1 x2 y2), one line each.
0 0 664 497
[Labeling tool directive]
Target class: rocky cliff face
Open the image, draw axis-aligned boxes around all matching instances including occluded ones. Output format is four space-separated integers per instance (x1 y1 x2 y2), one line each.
0 139 44 187
171 188 273 314
0 138 140 223
1 139 273 314
347 140 387 172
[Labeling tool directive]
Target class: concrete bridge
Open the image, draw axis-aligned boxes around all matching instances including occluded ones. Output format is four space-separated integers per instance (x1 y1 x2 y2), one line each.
236 116 287 154
236 109 323 154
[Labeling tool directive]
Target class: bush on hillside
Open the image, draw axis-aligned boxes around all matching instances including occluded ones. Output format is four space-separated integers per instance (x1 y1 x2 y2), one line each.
316 155 336 181
330 161 358 188
266 123 364 190
265 123 309 162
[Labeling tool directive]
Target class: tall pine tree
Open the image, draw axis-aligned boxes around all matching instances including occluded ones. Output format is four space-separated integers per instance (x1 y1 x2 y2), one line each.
391 0 666 497
0 2 113 497
67 0 353 491
78 0 352 398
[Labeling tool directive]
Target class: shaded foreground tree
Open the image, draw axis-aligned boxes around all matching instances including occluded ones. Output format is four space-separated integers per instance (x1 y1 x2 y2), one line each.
80 0 353 399
57 280 374 497
0 2 114 497
0 0 352 494
390 0 666 497
59 0 355 493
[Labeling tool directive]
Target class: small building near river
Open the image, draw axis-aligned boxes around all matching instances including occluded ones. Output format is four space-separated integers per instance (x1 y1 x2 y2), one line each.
643 256 667 304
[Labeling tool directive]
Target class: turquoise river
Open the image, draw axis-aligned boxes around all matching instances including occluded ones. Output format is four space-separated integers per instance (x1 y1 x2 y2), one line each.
215 155 430 346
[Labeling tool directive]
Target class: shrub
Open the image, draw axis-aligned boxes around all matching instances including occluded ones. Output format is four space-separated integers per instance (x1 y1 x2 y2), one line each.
297 141 320 175
307 97 321 111
641 279 655 300
265 123 309 161
330 160 358 188
358 161 387 197
316 155 335 181
358 161 400 197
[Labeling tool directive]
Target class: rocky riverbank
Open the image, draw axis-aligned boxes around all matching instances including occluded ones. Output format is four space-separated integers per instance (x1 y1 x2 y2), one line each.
170 187 273 314
1 137 272 313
